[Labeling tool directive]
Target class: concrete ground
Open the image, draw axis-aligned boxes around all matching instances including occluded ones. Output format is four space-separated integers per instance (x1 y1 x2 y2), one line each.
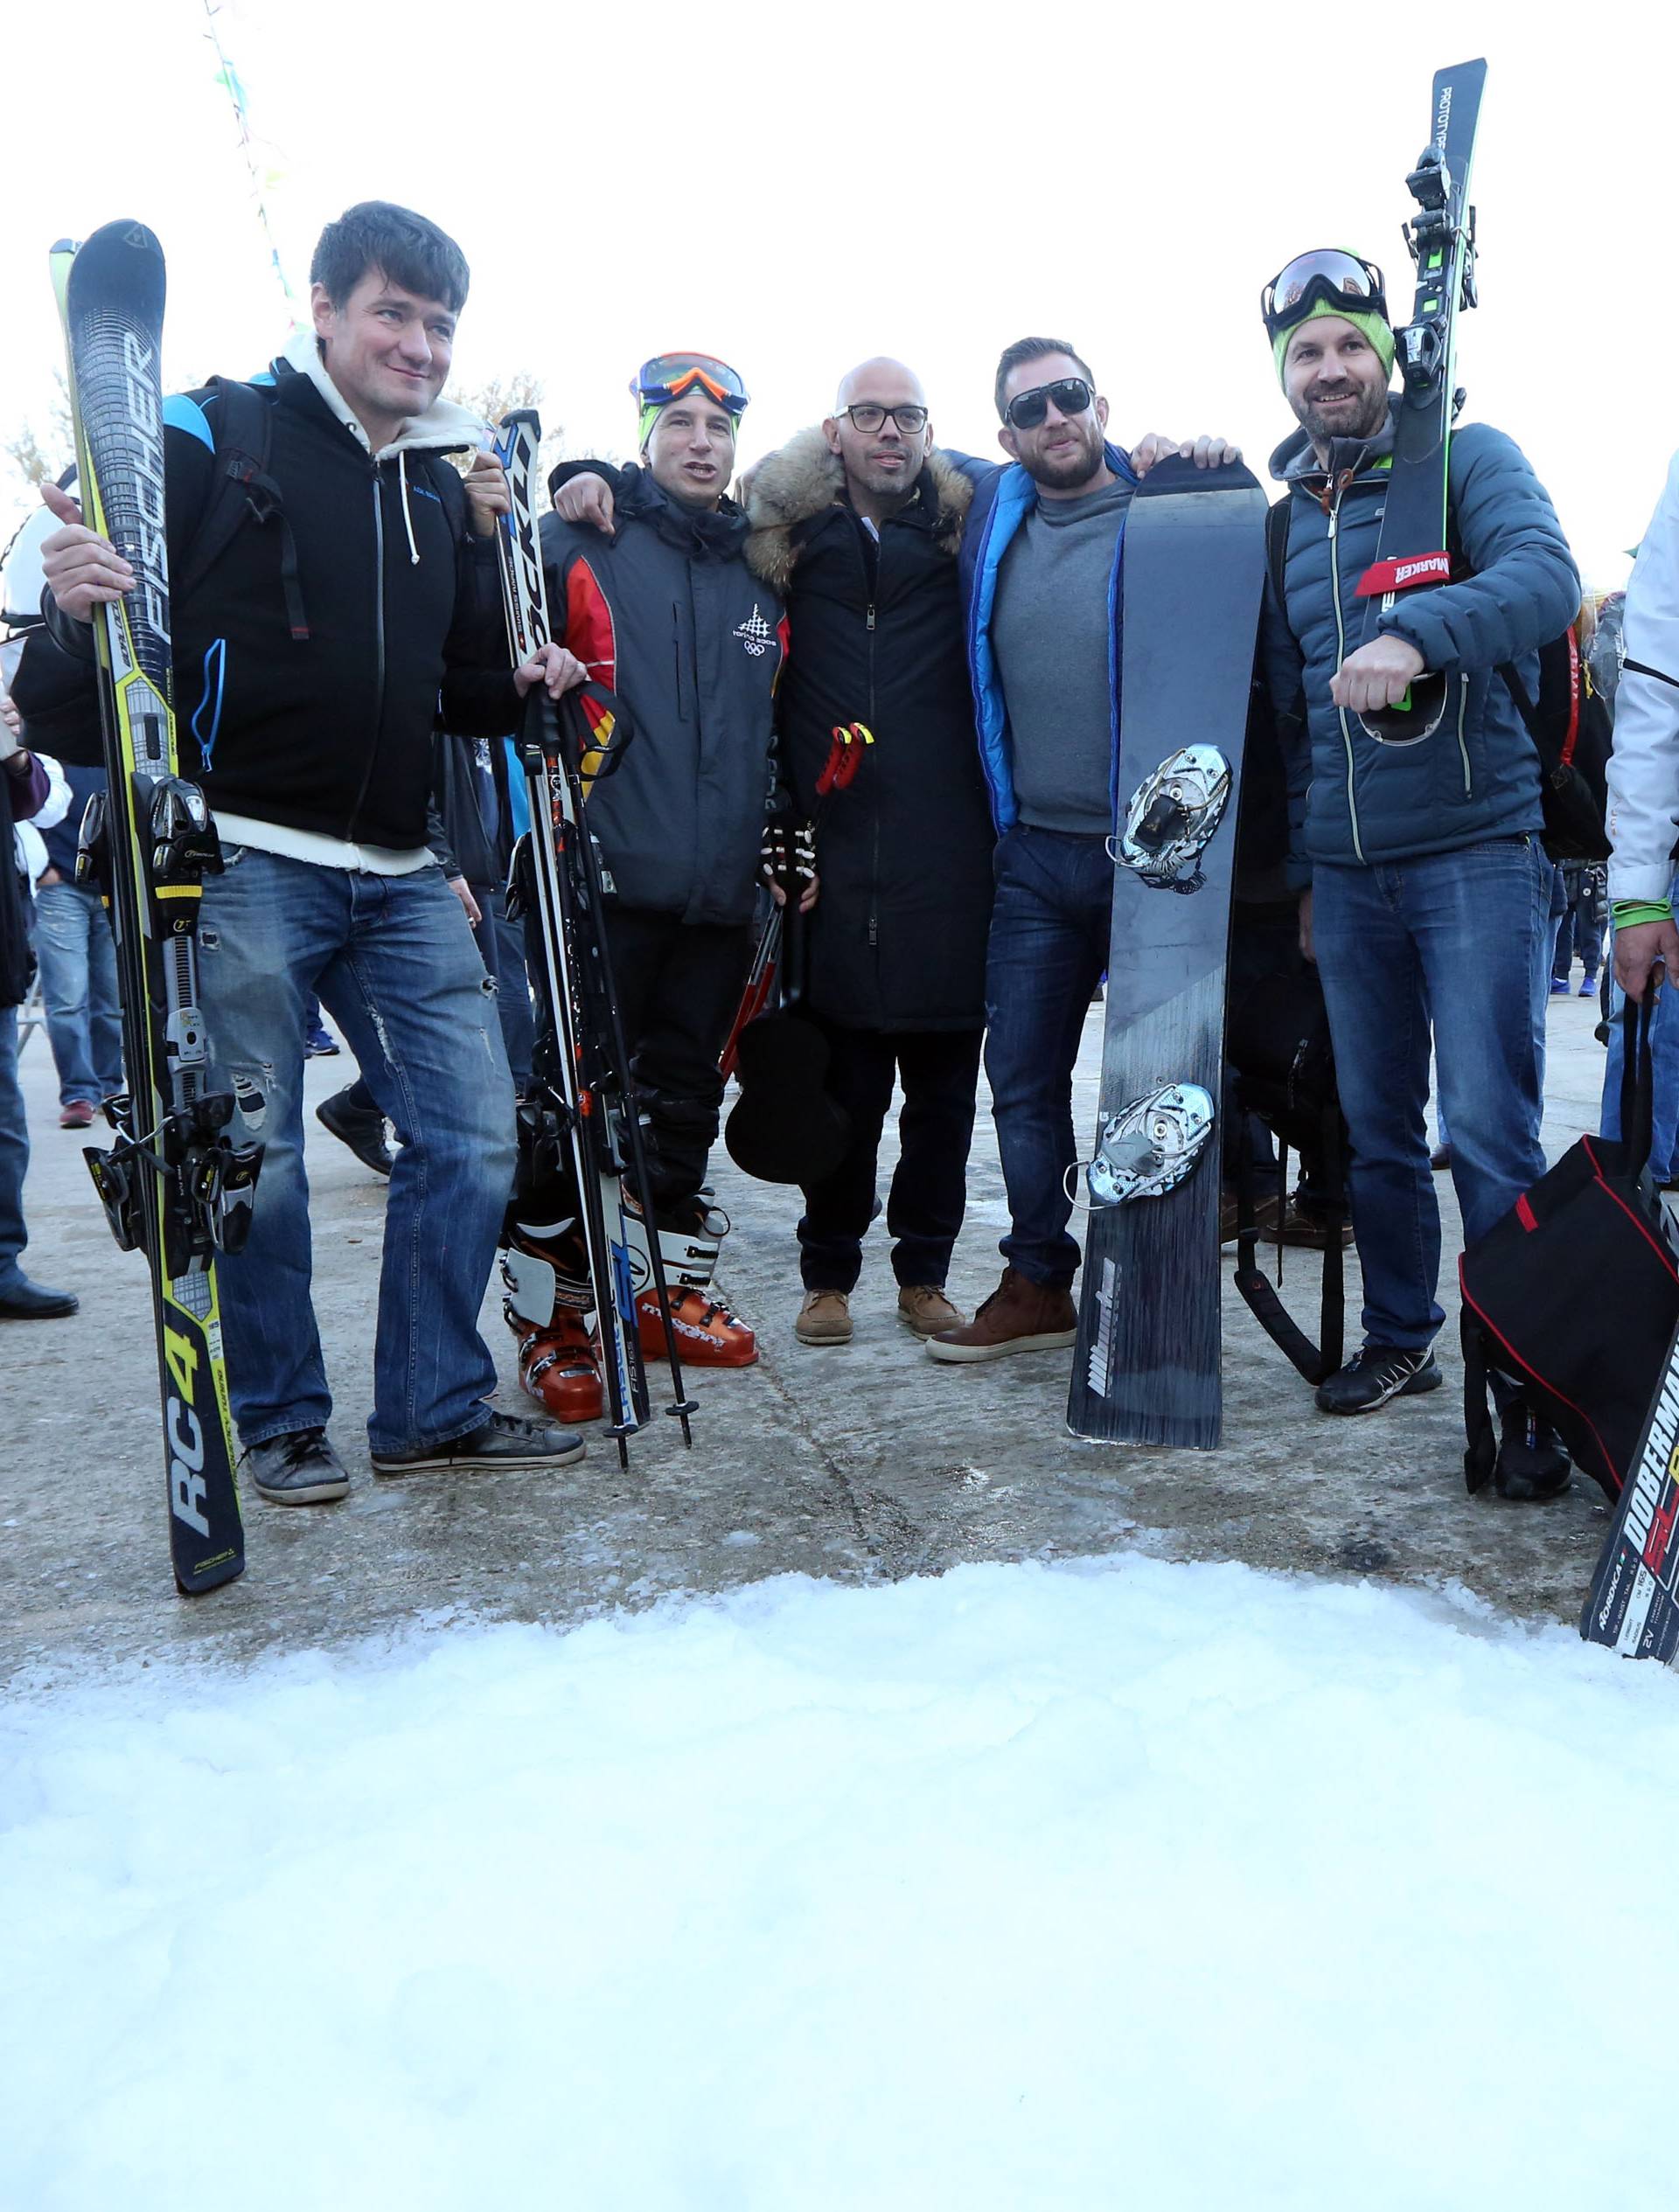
0 977 1620 1680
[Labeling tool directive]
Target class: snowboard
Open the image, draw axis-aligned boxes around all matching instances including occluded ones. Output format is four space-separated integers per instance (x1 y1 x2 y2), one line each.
53 221 261 1592
1581 1315 1679 1664
1355 56 1487 742
1067 456 1267 1449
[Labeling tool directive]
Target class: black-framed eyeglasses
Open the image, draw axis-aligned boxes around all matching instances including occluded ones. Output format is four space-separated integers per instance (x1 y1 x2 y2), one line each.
1004 378 1094 430
837 402 930 435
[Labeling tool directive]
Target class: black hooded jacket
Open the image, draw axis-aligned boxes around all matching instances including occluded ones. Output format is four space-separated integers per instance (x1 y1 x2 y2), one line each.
745 431 993 1033
25 351 518 849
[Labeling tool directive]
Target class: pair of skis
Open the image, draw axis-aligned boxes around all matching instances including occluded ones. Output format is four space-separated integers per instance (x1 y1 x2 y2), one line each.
51 221 261 1593
489 410 695 1467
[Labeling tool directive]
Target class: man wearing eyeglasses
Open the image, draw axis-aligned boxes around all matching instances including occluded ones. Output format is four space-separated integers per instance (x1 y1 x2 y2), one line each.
742 358 995 1348
504 353 788 1422
926 339 1235 1363
1258 249 1578 1492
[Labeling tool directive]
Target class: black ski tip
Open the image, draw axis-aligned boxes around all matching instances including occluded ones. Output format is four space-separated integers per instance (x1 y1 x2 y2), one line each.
66 219 166 323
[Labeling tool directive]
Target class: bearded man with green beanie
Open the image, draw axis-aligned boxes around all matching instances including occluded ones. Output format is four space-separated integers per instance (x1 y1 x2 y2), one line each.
1258 248 1580 1495
498 355 789 1421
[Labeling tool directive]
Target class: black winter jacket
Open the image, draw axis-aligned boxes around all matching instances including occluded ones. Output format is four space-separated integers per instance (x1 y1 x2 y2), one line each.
745 433 993 1033
27 347 518 849
542 467 785 928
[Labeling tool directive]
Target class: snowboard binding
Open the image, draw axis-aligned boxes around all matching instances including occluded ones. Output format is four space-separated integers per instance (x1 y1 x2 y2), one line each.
1085 1083 1216 1207
1110 746 1232 894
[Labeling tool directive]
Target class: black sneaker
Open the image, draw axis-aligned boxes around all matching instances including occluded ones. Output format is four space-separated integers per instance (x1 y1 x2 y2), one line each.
1494 1396 1572 1500
370 1409 585 1478
1315 1345 1442 1416
0 1272 79 1320
316 1087 395 1177
245 1427 351 1506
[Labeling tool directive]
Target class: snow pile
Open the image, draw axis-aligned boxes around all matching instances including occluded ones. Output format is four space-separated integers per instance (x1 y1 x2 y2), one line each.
4 1555 1676 2211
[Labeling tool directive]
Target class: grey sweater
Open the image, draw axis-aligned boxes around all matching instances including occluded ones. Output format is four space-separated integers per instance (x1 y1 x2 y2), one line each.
990 476 1133 835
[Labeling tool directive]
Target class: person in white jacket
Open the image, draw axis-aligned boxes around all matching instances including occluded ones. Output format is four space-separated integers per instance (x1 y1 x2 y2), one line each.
1606 453 1679 998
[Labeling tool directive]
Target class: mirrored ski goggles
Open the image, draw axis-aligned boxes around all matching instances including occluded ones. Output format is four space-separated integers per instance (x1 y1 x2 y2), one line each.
1260 250 1388 340
631 352 749 415
1003 377 1095 430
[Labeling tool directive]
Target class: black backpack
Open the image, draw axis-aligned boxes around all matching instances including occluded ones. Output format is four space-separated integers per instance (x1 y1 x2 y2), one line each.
1265 496 1610 862
1460 996 1679 1499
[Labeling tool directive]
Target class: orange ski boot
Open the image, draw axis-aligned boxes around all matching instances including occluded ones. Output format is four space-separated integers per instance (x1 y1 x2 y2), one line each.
512 1310 604 1424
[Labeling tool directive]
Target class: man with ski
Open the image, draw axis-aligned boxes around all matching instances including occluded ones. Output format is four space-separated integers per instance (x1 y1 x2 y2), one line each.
736 358 994 1348
500 355 786 1422
1258 249 1578 1490
31 199 589 1502
919 339 1237 1363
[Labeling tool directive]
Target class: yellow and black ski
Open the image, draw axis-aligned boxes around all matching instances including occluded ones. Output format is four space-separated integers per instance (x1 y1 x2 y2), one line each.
52 220 260 1593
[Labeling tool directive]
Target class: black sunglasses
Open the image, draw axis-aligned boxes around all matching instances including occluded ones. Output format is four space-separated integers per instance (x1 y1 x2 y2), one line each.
1005 377 1094 429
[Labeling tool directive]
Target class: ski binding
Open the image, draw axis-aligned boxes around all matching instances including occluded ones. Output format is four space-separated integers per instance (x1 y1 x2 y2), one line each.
1111 747 1231 893
1086 1083 1216 1207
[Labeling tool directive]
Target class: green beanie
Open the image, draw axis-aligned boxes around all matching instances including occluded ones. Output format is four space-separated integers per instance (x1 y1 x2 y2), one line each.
637 400 665 450
1273 298 1396 384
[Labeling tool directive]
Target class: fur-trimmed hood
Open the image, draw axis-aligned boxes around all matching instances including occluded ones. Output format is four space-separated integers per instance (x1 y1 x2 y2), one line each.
745 426 974 592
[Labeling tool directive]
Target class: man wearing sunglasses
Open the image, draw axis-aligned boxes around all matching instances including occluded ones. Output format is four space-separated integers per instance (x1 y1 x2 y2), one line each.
740 358 996 1348
505 353 788 1421
1258 249 1578 1490
926 339 1236 1363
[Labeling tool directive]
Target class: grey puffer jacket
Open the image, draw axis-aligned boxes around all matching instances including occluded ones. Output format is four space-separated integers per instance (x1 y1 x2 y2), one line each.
540 469 787 927
1259 407 1579 872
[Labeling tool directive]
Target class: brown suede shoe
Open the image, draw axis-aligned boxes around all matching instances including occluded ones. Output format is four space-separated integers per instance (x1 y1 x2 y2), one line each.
796 1288 853 1346
925 1266 1077 1363
896 1284 965 1338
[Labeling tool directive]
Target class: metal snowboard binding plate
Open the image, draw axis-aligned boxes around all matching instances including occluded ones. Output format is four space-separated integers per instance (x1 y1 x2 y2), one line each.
1086 1082 1216 1207
1111 745 1233 893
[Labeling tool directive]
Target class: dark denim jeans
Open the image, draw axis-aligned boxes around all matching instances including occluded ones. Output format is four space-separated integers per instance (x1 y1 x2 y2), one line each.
1313 835 1550 1350
982 824 1114 1286
197 847 517 1455
1601 867 1679 1183
0 1003 29 1286
31 880 122 1107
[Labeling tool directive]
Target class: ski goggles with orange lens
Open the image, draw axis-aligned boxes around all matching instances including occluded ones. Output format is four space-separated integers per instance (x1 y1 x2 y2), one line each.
1260 250 1388 343
631 352 749 415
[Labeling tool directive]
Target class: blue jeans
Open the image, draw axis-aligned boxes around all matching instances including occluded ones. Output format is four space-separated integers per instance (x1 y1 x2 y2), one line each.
1313 836 1550 1350
31 880 122 1107
0 1002 29 1285
197 848 517 1454
1600 868 1679 1182
983 824 1113 1285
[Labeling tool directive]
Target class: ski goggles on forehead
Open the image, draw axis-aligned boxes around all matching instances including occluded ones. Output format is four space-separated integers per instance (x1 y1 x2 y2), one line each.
1003 377 1095 430
631 352 749 415
1260 250 1388 341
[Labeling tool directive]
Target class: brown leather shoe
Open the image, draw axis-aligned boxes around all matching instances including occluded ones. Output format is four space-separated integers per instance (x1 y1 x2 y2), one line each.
897 1284 965 1337
925 1266 1077 1363
796 1289 853 1346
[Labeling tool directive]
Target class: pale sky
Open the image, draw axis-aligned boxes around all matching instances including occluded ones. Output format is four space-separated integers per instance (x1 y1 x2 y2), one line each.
4 0 1674 591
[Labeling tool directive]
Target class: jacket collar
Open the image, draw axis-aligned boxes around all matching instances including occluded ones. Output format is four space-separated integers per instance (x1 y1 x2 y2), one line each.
1270 398 1399 490
617 463 749 562
275 329 486 462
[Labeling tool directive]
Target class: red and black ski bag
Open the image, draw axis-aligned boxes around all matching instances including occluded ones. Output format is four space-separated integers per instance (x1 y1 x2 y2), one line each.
1460 996 1679 1499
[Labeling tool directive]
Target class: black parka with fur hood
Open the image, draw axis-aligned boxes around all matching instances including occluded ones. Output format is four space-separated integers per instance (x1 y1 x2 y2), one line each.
746 430 993 1033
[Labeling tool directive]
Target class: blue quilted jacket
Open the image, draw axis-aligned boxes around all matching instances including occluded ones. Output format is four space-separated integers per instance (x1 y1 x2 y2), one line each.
1258 408 1578 871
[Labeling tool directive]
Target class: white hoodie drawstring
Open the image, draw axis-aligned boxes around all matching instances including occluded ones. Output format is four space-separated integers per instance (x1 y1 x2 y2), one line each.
398 450 420 567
